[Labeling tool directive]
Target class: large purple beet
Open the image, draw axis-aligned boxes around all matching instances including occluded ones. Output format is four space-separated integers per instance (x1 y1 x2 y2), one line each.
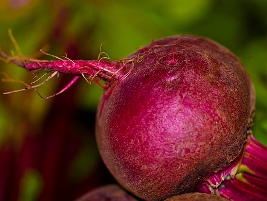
96 35 255 201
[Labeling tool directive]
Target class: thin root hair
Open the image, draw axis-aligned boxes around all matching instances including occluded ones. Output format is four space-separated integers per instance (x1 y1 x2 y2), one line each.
98 43 110 61
1 71 79 99
81 72 108 89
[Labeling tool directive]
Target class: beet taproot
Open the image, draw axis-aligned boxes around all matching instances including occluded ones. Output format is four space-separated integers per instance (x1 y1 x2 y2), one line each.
95 35 255 201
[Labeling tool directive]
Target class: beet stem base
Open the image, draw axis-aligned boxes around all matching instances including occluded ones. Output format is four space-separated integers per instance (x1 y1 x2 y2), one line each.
196 134 267 201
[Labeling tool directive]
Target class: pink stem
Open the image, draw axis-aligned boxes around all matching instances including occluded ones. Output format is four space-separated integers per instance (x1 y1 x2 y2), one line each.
196 134 267 201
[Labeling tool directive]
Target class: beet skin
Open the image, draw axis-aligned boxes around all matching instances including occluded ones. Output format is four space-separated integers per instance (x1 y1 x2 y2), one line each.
164 192 228 201
96 35 255 201
75 184 139 201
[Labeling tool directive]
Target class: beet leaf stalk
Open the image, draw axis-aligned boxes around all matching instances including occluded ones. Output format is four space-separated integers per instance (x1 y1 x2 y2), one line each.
196 134 267 201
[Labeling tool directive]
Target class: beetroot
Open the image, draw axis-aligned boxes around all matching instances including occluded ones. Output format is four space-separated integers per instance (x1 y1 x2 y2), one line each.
95 36 255 200
0 35 257 200
75 184 139 201
164 193 228 201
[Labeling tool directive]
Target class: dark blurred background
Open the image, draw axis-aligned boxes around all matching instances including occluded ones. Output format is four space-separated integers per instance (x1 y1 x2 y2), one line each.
0 0 267 200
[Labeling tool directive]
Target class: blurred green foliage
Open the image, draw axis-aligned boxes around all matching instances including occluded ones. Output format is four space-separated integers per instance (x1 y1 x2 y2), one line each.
0 0 267 200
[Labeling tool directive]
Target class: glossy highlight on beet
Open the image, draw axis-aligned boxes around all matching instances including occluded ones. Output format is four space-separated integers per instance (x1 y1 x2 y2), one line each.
96 36 255 200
